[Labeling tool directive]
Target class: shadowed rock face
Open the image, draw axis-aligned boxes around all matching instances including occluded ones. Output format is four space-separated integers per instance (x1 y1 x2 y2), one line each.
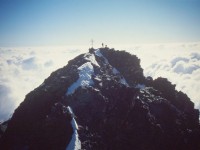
0 48 199 150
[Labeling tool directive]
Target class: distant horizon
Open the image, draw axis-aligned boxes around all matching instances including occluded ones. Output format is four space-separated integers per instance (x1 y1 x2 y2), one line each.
1 41 200 49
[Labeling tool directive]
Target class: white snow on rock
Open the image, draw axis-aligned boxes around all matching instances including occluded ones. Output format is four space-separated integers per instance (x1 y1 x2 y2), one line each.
66 106 81 150
94 76 101 81
94 49 103 57
66 62 94 95
112 68 120 75
67 106 74 117
119 78 129 86
94 49 109 64
67 49 130 95
136 84 146 90
112 67 129 86
94 49 129 87
84 53 100 67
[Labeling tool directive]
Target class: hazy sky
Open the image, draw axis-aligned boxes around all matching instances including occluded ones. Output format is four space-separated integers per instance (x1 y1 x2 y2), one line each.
0 0 200 47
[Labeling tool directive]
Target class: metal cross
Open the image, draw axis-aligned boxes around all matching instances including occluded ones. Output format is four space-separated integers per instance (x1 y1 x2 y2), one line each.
91 39 94 48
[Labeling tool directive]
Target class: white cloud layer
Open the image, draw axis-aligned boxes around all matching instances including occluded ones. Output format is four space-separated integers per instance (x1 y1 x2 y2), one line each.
125 42 200 111
0 46 87 121
0 42 200 121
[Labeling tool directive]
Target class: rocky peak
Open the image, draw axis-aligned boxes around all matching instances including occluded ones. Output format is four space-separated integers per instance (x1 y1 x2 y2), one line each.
0 47 199 150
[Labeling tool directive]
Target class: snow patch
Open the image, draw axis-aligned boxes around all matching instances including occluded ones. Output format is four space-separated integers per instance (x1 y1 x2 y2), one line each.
66 106 81 150
95 49 129 87
94 49 109 64
94 49 103 57
94 76 101 81
84 53 100 67
61 76 67 79
67 106 74 116
66 62 94 95
119 78 129 86
112 68 119 75
112 67 129 86
136 84 146 90
94 88 100 92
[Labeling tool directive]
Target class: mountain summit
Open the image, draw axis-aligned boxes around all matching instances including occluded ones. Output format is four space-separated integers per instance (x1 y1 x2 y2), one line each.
0 47 199 150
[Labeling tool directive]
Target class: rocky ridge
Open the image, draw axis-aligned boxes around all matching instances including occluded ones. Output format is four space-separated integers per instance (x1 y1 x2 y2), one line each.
0 47 199 150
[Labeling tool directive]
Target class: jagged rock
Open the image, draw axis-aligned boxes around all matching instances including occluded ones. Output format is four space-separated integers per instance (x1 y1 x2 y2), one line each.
0 48 199 150
100 48 145 85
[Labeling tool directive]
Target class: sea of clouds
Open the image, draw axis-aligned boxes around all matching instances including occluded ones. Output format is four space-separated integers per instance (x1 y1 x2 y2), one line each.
0 42 200 121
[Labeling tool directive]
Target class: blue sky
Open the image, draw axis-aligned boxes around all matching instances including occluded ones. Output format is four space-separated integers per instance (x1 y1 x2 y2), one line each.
0 0 200 47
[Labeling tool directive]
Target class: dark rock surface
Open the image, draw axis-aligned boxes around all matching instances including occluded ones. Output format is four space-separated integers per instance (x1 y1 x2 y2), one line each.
0 48 199 150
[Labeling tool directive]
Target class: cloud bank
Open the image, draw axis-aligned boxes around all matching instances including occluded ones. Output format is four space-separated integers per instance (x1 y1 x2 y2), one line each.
0 43 200 121
126 42 200 110
0 47 87 121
